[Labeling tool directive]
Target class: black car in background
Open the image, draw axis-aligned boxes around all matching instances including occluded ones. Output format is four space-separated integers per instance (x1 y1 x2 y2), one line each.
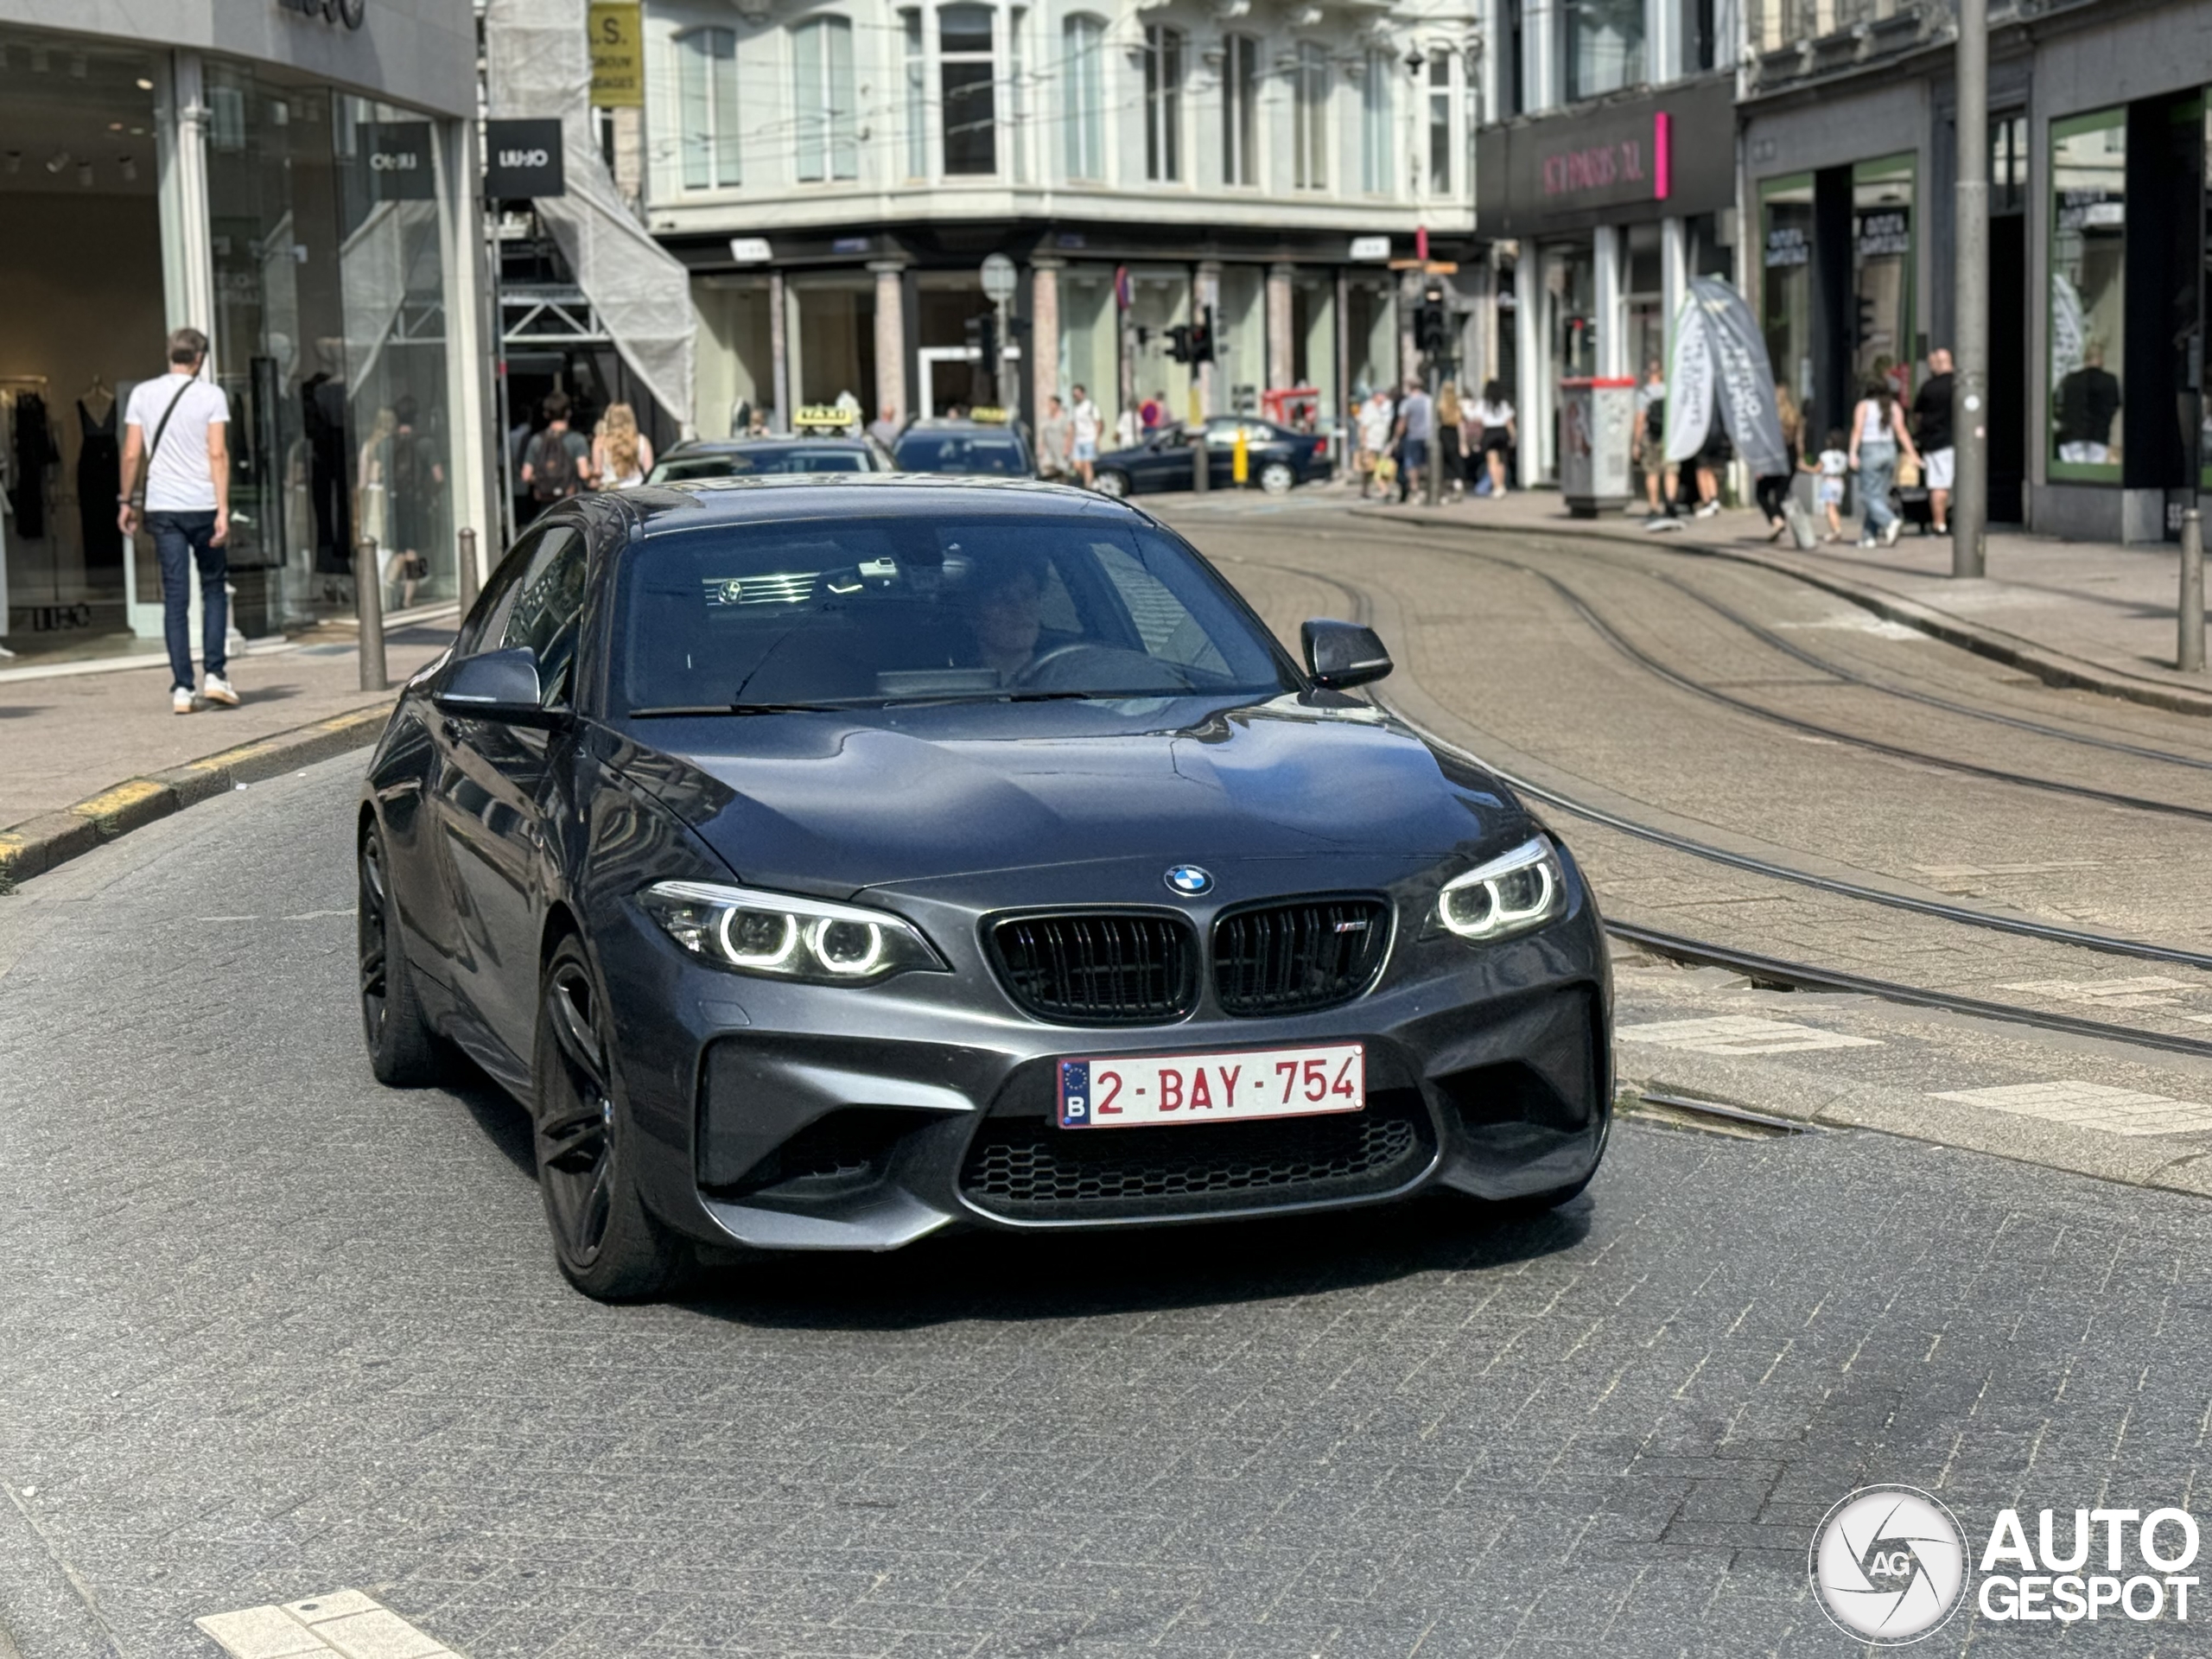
648 435 892 483
1092 418 1332 499
356 477 1611 1300
892 418 1034 478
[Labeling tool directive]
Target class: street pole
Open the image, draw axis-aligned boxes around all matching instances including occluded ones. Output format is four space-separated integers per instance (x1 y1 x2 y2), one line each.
1426 360 1443 506
356 538 387 693
2183 511 2205 673
457 526 480 617
1951 0 1988 578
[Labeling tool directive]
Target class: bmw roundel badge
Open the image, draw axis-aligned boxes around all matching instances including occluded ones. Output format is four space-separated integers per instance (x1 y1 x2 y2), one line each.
1164 865 1214 897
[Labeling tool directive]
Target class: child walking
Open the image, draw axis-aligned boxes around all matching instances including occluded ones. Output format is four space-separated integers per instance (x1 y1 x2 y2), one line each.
1804 429 1850 543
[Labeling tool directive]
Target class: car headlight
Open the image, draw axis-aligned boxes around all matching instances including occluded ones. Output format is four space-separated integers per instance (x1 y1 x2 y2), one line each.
1433 835 1567 942
640 881 943 984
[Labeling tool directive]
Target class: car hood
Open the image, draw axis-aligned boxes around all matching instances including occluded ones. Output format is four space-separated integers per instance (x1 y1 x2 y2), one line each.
602 693 1522 896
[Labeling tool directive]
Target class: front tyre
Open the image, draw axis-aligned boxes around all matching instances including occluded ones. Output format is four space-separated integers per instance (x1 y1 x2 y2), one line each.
1259 461 1296 496
533 936 684 1301
359 823 442 1086
1093 468 1131 499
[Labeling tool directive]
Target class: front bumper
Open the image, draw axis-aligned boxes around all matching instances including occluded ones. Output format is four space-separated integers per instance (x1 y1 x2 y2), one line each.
590 858 1611 1252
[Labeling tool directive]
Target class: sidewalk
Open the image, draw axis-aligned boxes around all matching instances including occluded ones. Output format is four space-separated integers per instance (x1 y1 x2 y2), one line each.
0 622 453 832
1357 489 2212 715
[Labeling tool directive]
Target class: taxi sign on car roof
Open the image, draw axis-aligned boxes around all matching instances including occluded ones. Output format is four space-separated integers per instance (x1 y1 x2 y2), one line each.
966 406 1009 424
793 404 859 430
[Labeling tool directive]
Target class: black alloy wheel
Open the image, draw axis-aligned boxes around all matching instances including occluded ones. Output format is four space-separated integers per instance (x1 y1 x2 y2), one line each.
532 936 683 1300
358 823 442 1085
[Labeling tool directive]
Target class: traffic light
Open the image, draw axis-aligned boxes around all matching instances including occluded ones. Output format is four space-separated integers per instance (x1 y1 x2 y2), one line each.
1187 305 1216 365
1166 324 1192 364
1854 294 1879 352
1415 282 1450 359
963 311 999 366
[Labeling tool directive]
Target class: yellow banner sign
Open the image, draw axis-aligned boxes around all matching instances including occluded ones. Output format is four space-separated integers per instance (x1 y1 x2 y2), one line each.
589 2 643 108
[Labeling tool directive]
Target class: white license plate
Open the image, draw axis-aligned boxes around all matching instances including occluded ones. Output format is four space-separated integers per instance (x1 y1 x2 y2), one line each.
1057 1043 1365 1128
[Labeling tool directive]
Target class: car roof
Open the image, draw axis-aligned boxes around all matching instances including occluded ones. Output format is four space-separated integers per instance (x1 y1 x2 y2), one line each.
664 435 871 451
615 473 1141 530
899 419 1025 433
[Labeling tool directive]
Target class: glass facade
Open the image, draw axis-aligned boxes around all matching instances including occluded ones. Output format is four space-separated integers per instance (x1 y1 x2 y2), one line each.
1852 154 1915 401
1761 174 1815 408
2048 108 2126 482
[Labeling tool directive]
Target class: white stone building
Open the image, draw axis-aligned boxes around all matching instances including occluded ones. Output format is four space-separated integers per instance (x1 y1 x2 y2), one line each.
636 0 1480 433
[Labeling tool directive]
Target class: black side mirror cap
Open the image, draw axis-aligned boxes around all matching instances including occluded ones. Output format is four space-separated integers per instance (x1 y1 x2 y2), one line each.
431 645 567 728
1301 619 1394 690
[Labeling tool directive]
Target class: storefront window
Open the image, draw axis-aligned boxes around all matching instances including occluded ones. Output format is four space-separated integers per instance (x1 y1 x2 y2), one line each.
1853 155 1914 399
2049 108 2126 481
1761 175 1815 409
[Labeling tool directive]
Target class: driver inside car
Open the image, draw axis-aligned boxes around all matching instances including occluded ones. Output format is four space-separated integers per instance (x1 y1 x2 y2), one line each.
964 556 1048 683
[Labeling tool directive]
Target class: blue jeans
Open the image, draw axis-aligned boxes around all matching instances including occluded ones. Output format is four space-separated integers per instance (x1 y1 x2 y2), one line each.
1858 442 1897 537
149 511 227 691
1398 437 1429 498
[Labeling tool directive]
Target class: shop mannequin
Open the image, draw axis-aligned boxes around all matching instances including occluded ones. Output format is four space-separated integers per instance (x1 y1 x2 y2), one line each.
76 376 122 575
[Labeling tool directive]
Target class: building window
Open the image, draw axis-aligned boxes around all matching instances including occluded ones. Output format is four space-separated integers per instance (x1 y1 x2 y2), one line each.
1222 34 1257 187
939 3 996 175
1505 0 1524 115
1009 7 1029 181
1427 48 1452 194
1360 49 1390 194
792 17 857 182
676 27 741 189
1143 26 1183 183
1064 15 1104 181
1293 42 1327 191
1563 0 1643 103
2049 108 2126 481
1991 114 2027 216
902 10 927 177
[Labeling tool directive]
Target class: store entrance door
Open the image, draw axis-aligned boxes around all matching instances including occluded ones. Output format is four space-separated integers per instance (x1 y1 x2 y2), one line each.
1988 214 2027 524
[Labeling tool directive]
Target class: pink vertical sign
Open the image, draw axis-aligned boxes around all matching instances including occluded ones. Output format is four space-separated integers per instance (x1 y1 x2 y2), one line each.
1655 111 1672 201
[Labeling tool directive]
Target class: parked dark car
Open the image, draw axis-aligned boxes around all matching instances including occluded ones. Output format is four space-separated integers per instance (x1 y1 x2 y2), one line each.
891 418 1034 478
648 435 892 484
356 476 1611 1300
1092 418 1332 499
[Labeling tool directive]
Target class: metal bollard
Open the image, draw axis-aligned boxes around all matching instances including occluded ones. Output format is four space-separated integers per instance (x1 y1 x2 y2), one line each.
1191 433 1209 493
2182 510 2205 674
456 527 480 616
356 537 388 693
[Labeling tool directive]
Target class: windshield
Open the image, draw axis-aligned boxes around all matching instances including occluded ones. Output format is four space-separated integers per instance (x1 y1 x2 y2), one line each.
650 448 874 483
612 513 1294 714
893 432 1027 475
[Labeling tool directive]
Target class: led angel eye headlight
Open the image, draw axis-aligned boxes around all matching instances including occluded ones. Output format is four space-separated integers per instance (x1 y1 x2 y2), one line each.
1436 835 1567 942
641 882 940 984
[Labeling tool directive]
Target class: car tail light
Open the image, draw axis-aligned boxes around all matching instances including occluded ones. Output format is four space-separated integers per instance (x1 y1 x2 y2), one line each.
1312 439 1327 460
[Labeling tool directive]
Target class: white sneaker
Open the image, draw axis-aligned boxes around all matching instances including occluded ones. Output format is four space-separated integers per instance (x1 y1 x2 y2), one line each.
1880 520 1902 547
1694 500 1720 518
172 687 194 715
203 675 240 708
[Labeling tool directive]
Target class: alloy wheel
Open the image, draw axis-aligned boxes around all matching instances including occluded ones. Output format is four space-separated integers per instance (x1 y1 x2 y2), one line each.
358 833 392 1042
538 956 617 1264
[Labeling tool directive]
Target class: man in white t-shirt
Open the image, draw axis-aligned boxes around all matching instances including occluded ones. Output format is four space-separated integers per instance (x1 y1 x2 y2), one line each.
1068 385 1103 488
119 327 237 715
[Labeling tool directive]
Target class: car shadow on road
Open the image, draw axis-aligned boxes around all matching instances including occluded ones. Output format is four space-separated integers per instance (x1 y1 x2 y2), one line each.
673 1193 1594 1331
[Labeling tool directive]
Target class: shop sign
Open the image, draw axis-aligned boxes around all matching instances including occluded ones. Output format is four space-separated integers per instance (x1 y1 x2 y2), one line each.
485 119 566 199
2057 189 2124 232
359 123 435 202
1349 235 1392 261
1764 225 1809 270
589 3 643 108
1856 208 1910 258
728 237 773 264
278 0 366 29
1475 75 1732 236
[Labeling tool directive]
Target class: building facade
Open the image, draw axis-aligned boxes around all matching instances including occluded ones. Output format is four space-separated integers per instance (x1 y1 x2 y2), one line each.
1471 0 1741 485
638 0 1482 436
1743 0 2209 542
0 0 493 650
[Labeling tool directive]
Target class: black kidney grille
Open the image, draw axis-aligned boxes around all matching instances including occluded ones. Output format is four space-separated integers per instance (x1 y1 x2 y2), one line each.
1213 896 1390 1016
960 1091 1433 1220
990 912 1198 1024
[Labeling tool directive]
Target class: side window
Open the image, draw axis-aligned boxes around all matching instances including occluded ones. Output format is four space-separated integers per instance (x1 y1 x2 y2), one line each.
460 528 545 656
498 526 589 706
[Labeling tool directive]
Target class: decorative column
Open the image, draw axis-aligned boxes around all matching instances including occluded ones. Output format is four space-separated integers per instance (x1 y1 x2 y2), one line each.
1029 257 1062 416
1193 260 1222 417
1594 225 1625 379
1266 263 1294 397
768 269 790 431
870 259 907 426
1513 251 1542 486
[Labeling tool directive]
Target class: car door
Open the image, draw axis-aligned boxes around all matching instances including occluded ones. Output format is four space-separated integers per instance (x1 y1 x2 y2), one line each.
1204 422 1253 488
428 519 591 1066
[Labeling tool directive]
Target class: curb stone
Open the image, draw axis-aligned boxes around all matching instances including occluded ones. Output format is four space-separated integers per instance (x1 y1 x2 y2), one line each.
0 702 391 889
1353 505 2212 720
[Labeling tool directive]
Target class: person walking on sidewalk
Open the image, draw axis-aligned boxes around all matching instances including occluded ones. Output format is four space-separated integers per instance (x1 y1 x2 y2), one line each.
1471 380 1516 499
1913 347 1955 535
1392 381 1433 504
521 393 593 513
118 327 238 716
1848 378 1921 548
1068 385 1102 488
1756 383 1805 541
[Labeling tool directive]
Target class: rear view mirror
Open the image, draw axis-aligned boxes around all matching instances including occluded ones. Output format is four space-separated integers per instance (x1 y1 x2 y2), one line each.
432 645 565 728
1301 619 1393 690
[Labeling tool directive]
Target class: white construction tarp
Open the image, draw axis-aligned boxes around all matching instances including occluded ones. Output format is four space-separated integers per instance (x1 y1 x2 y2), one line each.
486 0 696 429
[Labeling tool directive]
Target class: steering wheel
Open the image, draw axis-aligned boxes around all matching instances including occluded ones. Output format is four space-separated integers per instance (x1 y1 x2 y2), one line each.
1011 641 1115 687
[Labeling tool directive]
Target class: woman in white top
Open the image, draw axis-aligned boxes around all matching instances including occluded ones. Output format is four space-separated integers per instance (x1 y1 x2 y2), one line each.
593 402 654 490
1846 379 1919 547
1471 379 1517 498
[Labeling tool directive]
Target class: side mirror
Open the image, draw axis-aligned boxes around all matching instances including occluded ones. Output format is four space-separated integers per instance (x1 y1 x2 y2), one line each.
1301 619 1393 690
431 645 565 728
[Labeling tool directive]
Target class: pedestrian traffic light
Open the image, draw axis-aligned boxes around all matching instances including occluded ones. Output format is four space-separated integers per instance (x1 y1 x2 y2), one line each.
1166 324 1192 364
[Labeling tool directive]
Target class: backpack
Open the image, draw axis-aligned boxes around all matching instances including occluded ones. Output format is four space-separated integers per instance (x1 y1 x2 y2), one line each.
529 429 579 502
